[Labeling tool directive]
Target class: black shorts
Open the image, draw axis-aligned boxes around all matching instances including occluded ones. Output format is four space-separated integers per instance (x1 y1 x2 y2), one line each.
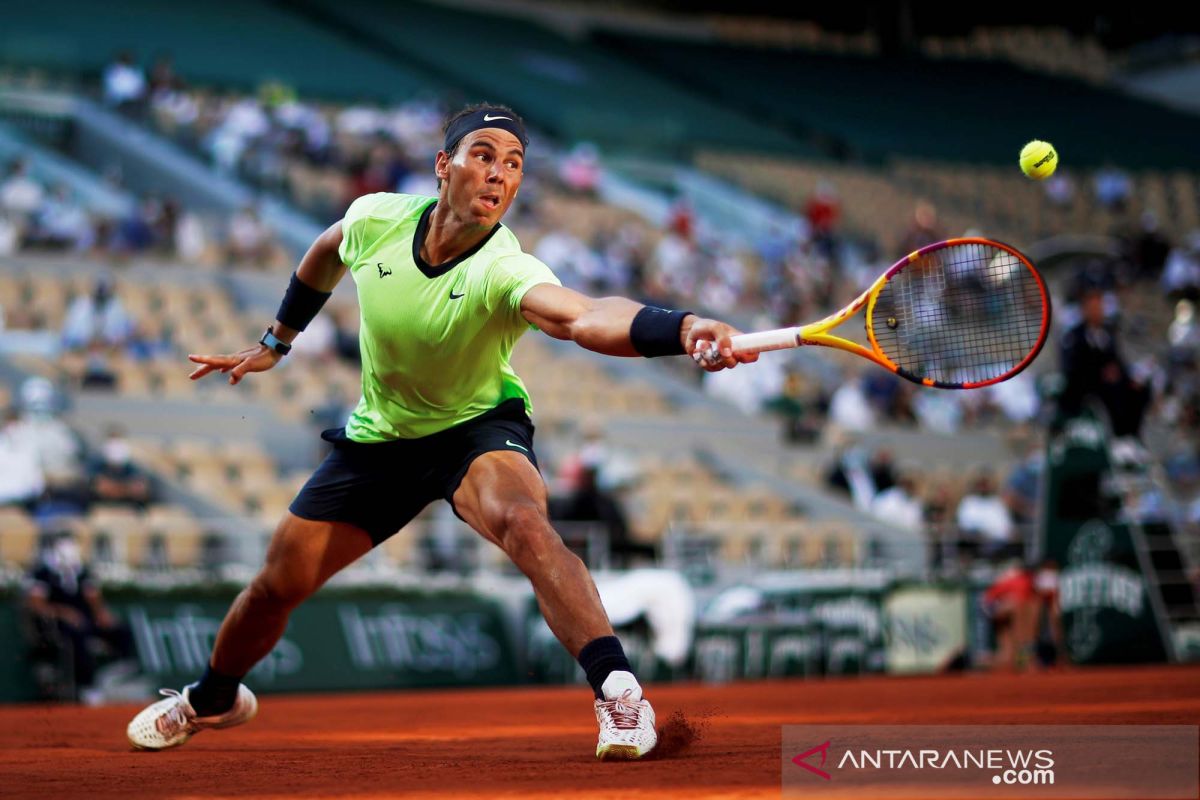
289 398 538 545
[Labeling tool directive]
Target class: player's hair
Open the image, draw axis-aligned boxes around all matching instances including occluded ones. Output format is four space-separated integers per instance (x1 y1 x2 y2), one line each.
437 102 526 189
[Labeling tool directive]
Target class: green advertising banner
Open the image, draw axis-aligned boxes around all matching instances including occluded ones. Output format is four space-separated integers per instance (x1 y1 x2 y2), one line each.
1 585 518 702
690 583 887 683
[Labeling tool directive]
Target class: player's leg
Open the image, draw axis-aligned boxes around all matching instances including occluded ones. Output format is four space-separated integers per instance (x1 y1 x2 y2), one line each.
452 451 657 760
453 450 611 654
199 513 373 697
127 513 372 750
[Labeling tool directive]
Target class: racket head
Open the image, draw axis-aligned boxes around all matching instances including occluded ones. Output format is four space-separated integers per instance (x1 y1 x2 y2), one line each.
865 237 1051 389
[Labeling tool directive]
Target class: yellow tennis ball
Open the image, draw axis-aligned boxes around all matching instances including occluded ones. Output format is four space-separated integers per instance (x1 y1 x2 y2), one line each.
1020 140 1058 180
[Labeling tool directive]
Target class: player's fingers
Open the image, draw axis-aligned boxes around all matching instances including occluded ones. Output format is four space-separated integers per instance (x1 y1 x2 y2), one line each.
188 353 236 367
692 338 711 364
188 363 217 380
737 351 760 364
715 333 737 369
229 357 254 385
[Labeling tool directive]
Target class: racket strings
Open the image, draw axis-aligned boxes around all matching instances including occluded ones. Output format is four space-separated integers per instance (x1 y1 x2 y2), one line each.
870 243 1046 386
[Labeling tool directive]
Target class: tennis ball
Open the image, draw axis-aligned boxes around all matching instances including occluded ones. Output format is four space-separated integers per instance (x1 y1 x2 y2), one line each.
1020 140 1057 180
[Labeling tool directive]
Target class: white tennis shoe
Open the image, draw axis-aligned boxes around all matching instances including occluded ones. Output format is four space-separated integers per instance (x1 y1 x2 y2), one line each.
126 684 257 750
594 672 657 760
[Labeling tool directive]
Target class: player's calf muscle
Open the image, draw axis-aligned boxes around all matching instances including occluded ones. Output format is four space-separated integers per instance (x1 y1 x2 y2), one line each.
497 505 563 564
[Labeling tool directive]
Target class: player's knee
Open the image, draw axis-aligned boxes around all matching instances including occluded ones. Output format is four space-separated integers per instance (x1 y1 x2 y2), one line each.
498 503 562 564
246 570 311 612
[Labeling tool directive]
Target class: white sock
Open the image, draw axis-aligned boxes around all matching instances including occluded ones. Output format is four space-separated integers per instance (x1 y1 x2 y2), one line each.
600 670 642 702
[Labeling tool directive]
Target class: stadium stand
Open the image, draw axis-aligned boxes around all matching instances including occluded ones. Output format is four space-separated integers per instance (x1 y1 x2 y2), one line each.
595 31 1200 169
0 7 1195 631
288 0 807 154
0 0 442 101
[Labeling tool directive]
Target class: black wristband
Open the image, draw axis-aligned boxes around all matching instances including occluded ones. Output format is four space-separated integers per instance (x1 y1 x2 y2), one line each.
276 272 332 332
630 307 693 358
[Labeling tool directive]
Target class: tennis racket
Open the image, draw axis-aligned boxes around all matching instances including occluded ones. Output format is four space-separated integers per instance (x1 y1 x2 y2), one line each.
702 237 1050 389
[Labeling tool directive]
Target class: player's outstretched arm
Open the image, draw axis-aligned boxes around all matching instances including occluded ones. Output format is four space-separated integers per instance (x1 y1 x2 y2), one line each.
519 283 757 371
189 221 348 385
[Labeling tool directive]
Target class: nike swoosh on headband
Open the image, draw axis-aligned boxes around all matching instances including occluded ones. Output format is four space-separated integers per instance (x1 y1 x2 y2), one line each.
483 114 512 122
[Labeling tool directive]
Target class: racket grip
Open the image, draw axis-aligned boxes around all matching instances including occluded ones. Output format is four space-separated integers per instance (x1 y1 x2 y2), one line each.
729 328 801 354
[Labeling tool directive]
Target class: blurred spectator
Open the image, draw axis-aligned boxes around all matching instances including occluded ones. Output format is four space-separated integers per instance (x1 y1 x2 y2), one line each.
23 531 138 704
62 277 134 350
826 445 895 512
1162 231 1200 303
174 208 209 263
1123 212 1171 281
1003 442 1044 527
987 371 1040 424
982 559 1065 671
109 197 159 254
0 406 46 509
90 427 152 508
1043 172 1075 207
0 210 19 255
294 313 337 361
667 197 694 240
829 372 876 432
534 229 603 292
226 206 272 265
871 473 923 532
1031 559 1067 668
981 560 1035 671
80 343 118 391
0 158 45 222
765 367 828 444
559 143 601 195
33 184 92 250
1093 164 1131 212
956 472 1016 559
805 180 841 261
8 378 87 508
897 201 942 254
550 460 653 569
1058 288 1151 438
704 345 783 415
102 51 147 112
1167 301 1200 412
147 53 179 98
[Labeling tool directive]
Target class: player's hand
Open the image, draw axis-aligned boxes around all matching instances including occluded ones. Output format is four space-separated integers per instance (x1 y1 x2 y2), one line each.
188 345 282 385
683 316 759 372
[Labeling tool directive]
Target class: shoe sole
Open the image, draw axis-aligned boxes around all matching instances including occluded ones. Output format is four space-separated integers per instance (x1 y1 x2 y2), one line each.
596 744 648 761
129 732 191 751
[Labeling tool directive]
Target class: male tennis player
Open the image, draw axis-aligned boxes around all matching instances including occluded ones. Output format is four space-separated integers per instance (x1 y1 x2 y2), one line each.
126 104 755 760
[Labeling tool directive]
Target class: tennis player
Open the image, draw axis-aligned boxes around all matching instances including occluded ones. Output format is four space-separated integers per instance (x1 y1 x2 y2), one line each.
126 104 755 760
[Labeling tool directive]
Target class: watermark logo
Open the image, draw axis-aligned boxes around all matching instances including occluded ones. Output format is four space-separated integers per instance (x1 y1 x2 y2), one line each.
792 740 832 780
783 726 1197 798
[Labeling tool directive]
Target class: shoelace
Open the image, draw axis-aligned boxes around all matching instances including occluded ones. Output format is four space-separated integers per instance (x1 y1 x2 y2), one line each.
602 690 642 730
155 689 195 736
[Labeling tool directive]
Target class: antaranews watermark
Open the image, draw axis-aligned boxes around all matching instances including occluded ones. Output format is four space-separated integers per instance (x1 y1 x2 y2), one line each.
782 725 1196 799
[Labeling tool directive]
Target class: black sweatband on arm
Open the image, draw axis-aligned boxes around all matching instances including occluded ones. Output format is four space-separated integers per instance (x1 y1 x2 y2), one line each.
276 272 332 332
630 307 693 358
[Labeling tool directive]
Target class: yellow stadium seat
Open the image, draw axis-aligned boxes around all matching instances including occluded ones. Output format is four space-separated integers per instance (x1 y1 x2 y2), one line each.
0 507 40 568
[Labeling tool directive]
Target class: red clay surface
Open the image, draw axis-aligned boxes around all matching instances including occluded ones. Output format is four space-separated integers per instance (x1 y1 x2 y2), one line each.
1 665 1198 799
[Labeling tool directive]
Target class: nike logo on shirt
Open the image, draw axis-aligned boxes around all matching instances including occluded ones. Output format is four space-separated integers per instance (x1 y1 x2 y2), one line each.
505 440 529 452
449 291 465 299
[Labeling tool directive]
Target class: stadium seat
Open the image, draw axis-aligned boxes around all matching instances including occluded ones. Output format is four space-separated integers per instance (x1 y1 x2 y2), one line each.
0 508 40 569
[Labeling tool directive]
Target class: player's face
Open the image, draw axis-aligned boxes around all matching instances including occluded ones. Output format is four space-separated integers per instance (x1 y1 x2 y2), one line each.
437 128 524 228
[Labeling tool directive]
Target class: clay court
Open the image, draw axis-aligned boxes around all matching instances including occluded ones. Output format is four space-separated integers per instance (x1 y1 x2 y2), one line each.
1 664 1196 799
